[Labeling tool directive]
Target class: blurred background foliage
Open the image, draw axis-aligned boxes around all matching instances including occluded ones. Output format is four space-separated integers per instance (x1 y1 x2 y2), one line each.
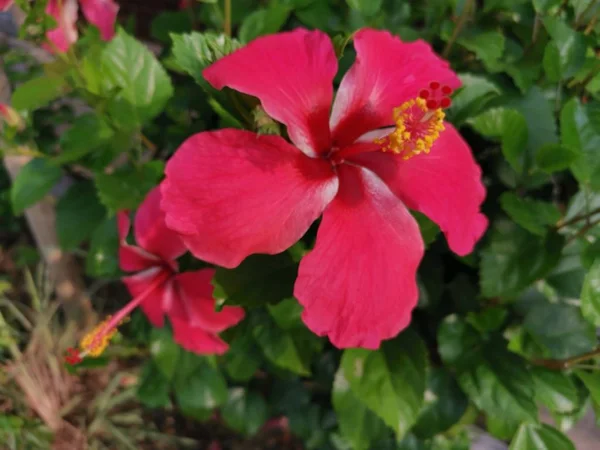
1 0 600 449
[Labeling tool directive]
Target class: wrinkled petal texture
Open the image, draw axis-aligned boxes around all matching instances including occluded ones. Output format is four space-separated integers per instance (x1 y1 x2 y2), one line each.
203 29 337 156
0 0 13 12
45 0 78 53
161 130 339 268
175 270 245 332
134 186 186 262
171 317 230 355
79 0 119 41
331 29 461 147
295 165 424 349
118 211 164 272
351 123 488 256
123 268 169 327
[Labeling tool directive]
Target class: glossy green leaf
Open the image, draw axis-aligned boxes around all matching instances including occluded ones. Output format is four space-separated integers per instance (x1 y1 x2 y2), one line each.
561 98 600 190
86 216 120 277
412 368 469 438
543 17 587 79
535 143 580 173
581 259 600 326
449 74 501 124
10 75 66 111
332 369 387 450
532 367 580 414
55 113 114 164
95 161 164 212
500 193 561 236
221 388 269 436
267 298 304 330
56 181 106 250
102 30 174 125
509 423 575 450
224 330 262 382
438 317 538 423
239 5 291 43
136 362 171 408
457 30 506 69
480 223 564 298
213 253 297 308
150 327 181 381
10 158 62 215
340 329 427 438
150 11 193 44
576 370 600 412
346 0 383 16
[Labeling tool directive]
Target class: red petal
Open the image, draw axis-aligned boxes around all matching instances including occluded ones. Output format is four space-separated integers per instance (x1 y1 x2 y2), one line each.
134 187 186 262
294 165 424 349
351 124 488 256
330 29 460 147
122 268 170 327
161 130 338 268
118 210 164 272
0 1 13 12
203 29 337 156
170 317 230 355
45 0 78 53
79 0 119 41
174 270 245 332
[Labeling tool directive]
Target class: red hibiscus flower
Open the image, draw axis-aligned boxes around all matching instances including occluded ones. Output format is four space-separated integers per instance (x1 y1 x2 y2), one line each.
160 29 487 349
0 0 12 12
66 187 244 365
46 0 119 53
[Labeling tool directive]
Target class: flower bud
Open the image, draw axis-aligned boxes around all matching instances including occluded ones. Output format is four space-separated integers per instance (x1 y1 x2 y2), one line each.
0 104 25 131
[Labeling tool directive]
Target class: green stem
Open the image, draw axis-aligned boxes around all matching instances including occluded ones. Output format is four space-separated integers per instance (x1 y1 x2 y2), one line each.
442 0 475 58
534 347 600 370
556 206 600 229
224 0 232 37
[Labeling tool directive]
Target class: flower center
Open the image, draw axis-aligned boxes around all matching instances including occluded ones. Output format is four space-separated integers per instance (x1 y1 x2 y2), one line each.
375 81 453 160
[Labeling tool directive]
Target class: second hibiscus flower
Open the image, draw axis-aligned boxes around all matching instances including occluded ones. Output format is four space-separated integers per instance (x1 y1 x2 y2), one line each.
161 28 488 349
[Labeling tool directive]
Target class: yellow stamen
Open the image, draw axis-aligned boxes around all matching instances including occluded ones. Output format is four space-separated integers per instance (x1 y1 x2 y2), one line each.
79 315 120 357
375 98 445 160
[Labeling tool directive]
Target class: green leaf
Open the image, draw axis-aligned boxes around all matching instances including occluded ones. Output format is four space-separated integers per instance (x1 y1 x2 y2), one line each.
535 143 580 173
56 181 106 250
582 241 600 270
457 30 506 69
150 11 193 44
171 31 241 88
449 74 501 124
150 327 181 381
509 423 575 450
469 107 529 172
86 216 120 277
239 5 291 43
332 369 387 450
500 193 561 236
533 0 562 12
55 114 114 164
267 298 303 330
543 17 587 79
480 223 564 298
136 362 171 408
346 0 383 17
532 367 580 414
520 295 596 359
466 306 508 333
95 161 164 212
576 371 600 412
546 242 587 298
581 259 600 327
174 356 228 420
224 329 262 381
438 317 538 423
340 329 427 438
221 388 269 436
11 75 66 111
412 368 469 438
10 158 62 215
102 30 174 126
561 98 600 190
543 43 562 83
253 314 321 376
213 253 297 308
412 211 441 246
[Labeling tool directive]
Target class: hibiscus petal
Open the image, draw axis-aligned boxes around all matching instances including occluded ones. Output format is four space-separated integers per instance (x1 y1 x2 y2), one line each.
170 317 230 355
203 29 337 156
174 270 245 332
79 0 119 42
351 123 488 256
134 187 187 262
294 165 424 349
330 28 461 147
45 0 78 53
161 129 339 268
118 210 163 272
0 1 13 12
122 268 170 327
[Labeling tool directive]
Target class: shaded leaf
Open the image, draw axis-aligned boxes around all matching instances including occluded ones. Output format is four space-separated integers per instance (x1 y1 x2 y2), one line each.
221 388 269 436
500 193 561 236
10 158 62 215
86 216 120 277
509 423 575 450
581 259 600 327
11 75 66 111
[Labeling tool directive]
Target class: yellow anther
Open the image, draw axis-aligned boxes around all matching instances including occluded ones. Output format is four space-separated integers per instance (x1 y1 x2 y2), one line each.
375 97 445 160
79 316 118 357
